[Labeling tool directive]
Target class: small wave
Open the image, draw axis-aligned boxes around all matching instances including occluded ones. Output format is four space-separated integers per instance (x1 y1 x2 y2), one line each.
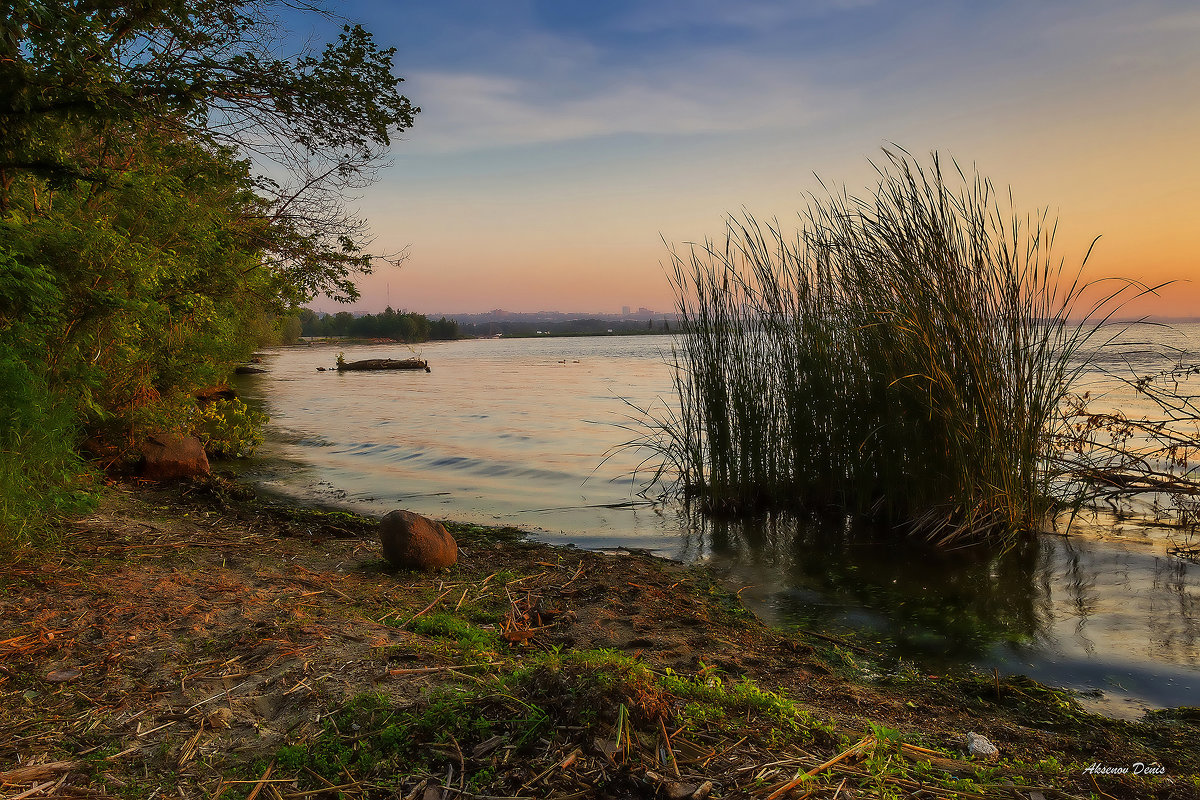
324 441 584 484
271 428 336 448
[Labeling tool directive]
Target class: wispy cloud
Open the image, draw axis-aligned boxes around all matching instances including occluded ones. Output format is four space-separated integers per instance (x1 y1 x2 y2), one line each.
337 0 1200 315
614 0 880 34
403 56 851 154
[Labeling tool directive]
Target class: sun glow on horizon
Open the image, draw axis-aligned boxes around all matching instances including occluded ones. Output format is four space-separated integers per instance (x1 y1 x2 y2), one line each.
313 1 1199 320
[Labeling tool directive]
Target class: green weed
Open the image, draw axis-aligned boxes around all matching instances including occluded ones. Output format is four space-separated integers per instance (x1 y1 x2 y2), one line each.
404 612 501 660
192 398 267 458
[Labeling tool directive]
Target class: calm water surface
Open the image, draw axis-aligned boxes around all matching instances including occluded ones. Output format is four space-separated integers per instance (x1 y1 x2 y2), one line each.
237 330 1200 719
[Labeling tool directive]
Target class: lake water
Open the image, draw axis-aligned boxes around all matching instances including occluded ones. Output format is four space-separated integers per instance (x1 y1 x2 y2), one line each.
236 328 1200 719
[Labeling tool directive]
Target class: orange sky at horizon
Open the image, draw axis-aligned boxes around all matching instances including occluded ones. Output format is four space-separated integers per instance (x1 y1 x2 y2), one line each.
328 133 1200 319
310 2 1198 321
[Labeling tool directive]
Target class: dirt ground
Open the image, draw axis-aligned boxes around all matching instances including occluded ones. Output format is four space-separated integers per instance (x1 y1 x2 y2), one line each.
1 477 1197 799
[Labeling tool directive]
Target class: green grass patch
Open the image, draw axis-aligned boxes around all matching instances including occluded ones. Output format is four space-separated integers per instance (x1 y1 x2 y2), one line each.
443 520 528 545
0 346 99 550
405 611 501 658
661 665 835 746
273 648 841 791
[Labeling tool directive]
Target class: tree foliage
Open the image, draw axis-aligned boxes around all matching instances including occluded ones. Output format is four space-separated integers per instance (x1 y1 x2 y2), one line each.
299 308 459 342
0 1 416 542
1 0 417 301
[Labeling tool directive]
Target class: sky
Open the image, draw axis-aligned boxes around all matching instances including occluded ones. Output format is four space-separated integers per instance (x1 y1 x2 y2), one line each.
299 1 1199 317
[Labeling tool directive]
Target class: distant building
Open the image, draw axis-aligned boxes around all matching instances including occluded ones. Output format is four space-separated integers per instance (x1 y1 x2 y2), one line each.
638 307 652 315
622 306 631 316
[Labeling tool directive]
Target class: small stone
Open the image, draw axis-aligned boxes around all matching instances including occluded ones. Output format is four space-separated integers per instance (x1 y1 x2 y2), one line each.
965 731 999 760
592 736 621 759
379 510 457 571
206 707 234 729
665 782 699 800
139 433 210 480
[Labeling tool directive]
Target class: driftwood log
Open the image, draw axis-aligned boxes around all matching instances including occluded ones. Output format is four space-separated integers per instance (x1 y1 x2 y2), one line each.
337 358 430 372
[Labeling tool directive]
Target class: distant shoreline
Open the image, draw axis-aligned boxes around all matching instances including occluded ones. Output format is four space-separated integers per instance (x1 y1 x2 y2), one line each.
294 329 679 345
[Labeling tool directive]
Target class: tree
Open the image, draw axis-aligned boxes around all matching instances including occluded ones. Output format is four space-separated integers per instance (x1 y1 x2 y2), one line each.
2 132 278 441
332 311 355 336
279 314 303 345
1 0 418 301
0 2 418 539
430 317 459 340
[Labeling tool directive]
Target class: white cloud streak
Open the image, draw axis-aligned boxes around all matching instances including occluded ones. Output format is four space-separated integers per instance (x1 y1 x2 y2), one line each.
403 58 847 154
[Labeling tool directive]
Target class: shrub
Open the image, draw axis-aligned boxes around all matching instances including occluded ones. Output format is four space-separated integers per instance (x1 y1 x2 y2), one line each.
0 346 96 549
192 398 267 458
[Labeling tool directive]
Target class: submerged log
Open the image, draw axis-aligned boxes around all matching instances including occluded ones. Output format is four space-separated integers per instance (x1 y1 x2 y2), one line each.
337 357 431 372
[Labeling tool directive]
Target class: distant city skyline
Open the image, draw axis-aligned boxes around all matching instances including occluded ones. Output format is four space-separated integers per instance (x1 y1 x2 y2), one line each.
306 303 673 318
297 1 1199 318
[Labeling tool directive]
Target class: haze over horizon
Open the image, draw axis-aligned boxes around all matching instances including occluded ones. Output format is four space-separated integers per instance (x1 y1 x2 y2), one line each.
303 1 1199 319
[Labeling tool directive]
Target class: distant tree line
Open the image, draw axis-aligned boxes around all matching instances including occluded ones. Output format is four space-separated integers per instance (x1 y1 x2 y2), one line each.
456 317 672 338
299 308 459 341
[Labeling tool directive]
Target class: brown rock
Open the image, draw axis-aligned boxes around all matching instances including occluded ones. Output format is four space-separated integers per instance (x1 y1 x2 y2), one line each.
379 510 457 571
139 433 210 480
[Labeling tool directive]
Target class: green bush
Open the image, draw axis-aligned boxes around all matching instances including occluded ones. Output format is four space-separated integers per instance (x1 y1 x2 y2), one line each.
0 346 96 549
193 398 267 459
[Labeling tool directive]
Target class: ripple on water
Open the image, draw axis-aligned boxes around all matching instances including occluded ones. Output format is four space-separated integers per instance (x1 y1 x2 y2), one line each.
235 332 1200 718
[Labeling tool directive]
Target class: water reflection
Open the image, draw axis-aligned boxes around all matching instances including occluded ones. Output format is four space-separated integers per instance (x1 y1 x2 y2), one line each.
1148 558 1199 663
694 511 1199 717
692 512 1054 660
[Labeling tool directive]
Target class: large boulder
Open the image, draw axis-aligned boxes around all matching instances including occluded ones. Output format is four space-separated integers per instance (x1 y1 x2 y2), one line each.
139 433 210 481
379 510 457 571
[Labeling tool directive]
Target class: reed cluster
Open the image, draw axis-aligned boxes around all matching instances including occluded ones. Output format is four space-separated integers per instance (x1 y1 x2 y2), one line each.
653 150 1116 545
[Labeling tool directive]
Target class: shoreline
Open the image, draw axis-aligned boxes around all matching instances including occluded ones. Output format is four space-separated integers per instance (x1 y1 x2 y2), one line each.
2 475 1198 798
234 454 1200 722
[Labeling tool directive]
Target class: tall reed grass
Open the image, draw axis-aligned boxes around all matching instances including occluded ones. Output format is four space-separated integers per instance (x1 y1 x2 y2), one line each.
647 150 1135 545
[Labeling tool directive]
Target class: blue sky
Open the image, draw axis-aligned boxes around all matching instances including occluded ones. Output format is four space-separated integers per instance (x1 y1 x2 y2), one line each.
297 1 1200 315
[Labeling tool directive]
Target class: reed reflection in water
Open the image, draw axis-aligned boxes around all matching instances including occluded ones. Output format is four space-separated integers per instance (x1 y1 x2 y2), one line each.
695 511 1199 717
692 513 1054 659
